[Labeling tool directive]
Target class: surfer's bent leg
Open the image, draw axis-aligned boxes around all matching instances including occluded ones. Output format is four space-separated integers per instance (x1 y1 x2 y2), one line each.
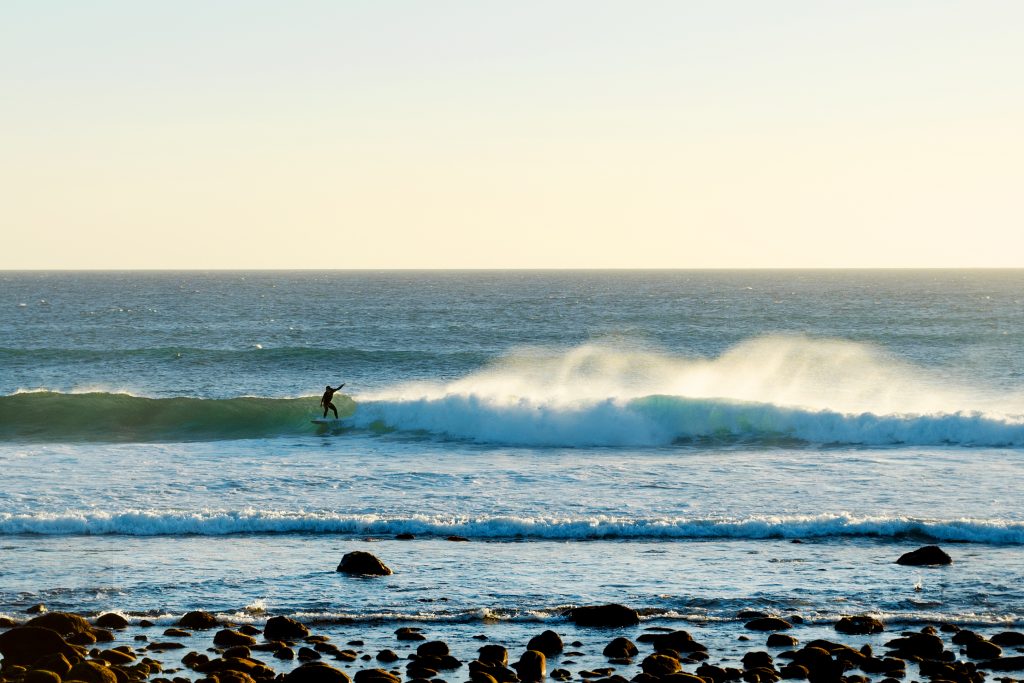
329 402 338 418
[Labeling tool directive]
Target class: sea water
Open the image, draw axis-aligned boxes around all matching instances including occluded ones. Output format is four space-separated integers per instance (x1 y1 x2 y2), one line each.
1 271 1023 646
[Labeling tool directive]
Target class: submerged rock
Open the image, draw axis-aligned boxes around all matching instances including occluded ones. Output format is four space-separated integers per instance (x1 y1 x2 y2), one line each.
336 551 393 576
896 545 952 566
835 616 884 635
744 617 792 632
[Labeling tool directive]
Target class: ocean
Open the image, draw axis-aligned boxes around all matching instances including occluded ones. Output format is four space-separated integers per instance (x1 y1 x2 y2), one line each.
1 270 1023 673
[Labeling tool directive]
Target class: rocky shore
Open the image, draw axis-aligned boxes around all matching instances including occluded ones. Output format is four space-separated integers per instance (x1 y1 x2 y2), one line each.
2 603 1022 683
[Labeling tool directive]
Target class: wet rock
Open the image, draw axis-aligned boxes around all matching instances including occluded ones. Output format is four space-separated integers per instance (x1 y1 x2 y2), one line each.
68 660 118 683
661 674 704 683
354 669 401 683
896 545 952 566
551 669 571 681
767 635 798 648
196 656 276 679
742 652 773 670
265 616 310 642
395 533 415 540
860 656 907 675
528 631 564 657
0 617 17 628
213 630 257 648
513 651 546 681
835 616 884 635
695 664 729 683
147 642 187 651
178 612 220 630
337 552 393 576
0 626 80 666
27 604 47 614
139 620 155 628
884 632 945 659
334 650 358 662
602 638 637 659
222 646 251 660
164 629 192 638
24 670 62 683
651 631 706 654
478 645 509 666
469 660 517 683
26 612 94 637
99 648 137 664
274 647 296 660
992 632 1024 647
567 605 640 628
982 656 1024 671
92 628 115 643
966 640 1003 659
299 646 323 660
418 641 451 657
95 614 130 630
238 625 261 637
739 611 769 619
396 627 426 642
952 630 986 645
640 654 680 677
446 536 470 542
285 661 352 683
744 618 792 632
376 650 400 663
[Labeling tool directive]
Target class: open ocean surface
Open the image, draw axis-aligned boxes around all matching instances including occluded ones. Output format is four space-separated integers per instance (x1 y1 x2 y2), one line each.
2 270 1023 658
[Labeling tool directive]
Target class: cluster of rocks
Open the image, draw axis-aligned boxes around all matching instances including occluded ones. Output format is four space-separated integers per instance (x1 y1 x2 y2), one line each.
3 598 1024 683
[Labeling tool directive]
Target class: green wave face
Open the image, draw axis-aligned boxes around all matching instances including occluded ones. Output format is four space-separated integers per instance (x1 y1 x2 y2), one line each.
0 392 356 442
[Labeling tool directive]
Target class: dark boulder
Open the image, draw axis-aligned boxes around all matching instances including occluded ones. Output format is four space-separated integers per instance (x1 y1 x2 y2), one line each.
376 649 399 663
527 631 563 657
951 630 985 645
27 604 47 614
0 627 80 666
965 640 1002 659
896 545 952 566
513 650 546 682
337 551 393 576
274 647 296 660
567 604 640 627
67 660 118 683
265 616 310 641
285 662 353 683
835 616 884 635
884 633 945 659
602 638 638 659
469 659 518 683
982 655 1024 671
213 629 258 647
742 652 773 670
478 645 509 666
744 618 792 632
395 533 415 540
640 654 680 677
24 670 61 683
32 652 74 677
766 634 798 648
25 612 93 637
354 669 401 683
991 631 1024 647
178 611 219 630
164 628 192 638
0 617 16 628
396 627 425 641
417 641 450 657
95 613 129 630
652 631 706 654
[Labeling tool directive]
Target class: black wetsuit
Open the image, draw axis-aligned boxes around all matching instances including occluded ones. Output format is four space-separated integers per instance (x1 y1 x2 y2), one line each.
321 385 343 418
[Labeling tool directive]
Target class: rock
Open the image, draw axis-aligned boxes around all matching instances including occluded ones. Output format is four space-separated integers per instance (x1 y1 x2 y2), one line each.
551 669 571 681
952 630 986 645
93 628 115 643
265 616 310 641
640 654 680 677
738 611 769 619
0 626 80 666
24 670 62 683
219 672 257 683
602 638 638 659
299 647 322 660
213 630 257 647
661 674 704 683
766 634 798 647
965 640 1002 659
25 612 94 637
651 631 706 654
222 646 252 660
147 642 187 650
896 545 952 566
374 650 398 663
177 612 219 630
139 620 154 627
274 647 296 660
883 632 945 659
527 631 564 657
164 629 192 638
567 605 640 628
478 645 509 666
99 648 137 664
337 551 393 576
285 662 352 683
991 631 1024 647
513 651 546 681
446 536 470 542
95 614 130 630
33 652 74 676
195 657 276 679
238 625 261 637
418 641 451 657
68 660 118 683
780 670 809 683
354 669 401 683
67 630 97 646
742 652 773 669
27 604 48 614
744 618 792 632
835 616 884 635
396 627 426 641
0 617 16 628
982 656 1024 671
395 533 415 540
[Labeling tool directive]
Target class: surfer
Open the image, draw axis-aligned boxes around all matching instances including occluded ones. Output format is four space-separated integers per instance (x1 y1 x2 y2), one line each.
320 383 345 418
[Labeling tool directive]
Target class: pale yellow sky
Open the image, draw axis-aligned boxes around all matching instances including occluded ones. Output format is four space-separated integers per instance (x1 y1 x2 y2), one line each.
2 1 1022 268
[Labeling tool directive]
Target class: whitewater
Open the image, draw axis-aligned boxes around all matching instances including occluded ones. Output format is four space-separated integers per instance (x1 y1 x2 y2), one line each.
2 270 1023 632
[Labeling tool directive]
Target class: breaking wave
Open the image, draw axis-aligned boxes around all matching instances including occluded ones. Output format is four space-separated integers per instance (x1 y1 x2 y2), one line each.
2 510 1023 543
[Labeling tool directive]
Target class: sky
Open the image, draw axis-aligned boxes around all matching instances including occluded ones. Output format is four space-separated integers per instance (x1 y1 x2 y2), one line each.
1 1 1022 269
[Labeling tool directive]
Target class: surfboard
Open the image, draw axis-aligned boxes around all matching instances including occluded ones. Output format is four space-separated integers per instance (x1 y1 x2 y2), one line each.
311 418 345 425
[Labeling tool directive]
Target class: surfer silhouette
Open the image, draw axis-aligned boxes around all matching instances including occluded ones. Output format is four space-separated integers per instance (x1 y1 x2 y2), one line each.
320 384 345 418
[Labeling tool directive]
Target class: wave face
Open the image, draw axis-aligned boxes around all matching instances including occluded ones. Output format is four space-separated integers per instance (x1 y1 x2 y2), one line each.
5 337 1024 445
0 392 354 442
2 510 1022 544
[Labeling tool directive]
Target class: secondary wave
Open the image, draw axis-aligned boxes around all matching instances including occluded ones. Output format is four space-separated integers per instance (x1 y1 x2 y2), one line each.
2 510 1023 544
0 392 354 442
